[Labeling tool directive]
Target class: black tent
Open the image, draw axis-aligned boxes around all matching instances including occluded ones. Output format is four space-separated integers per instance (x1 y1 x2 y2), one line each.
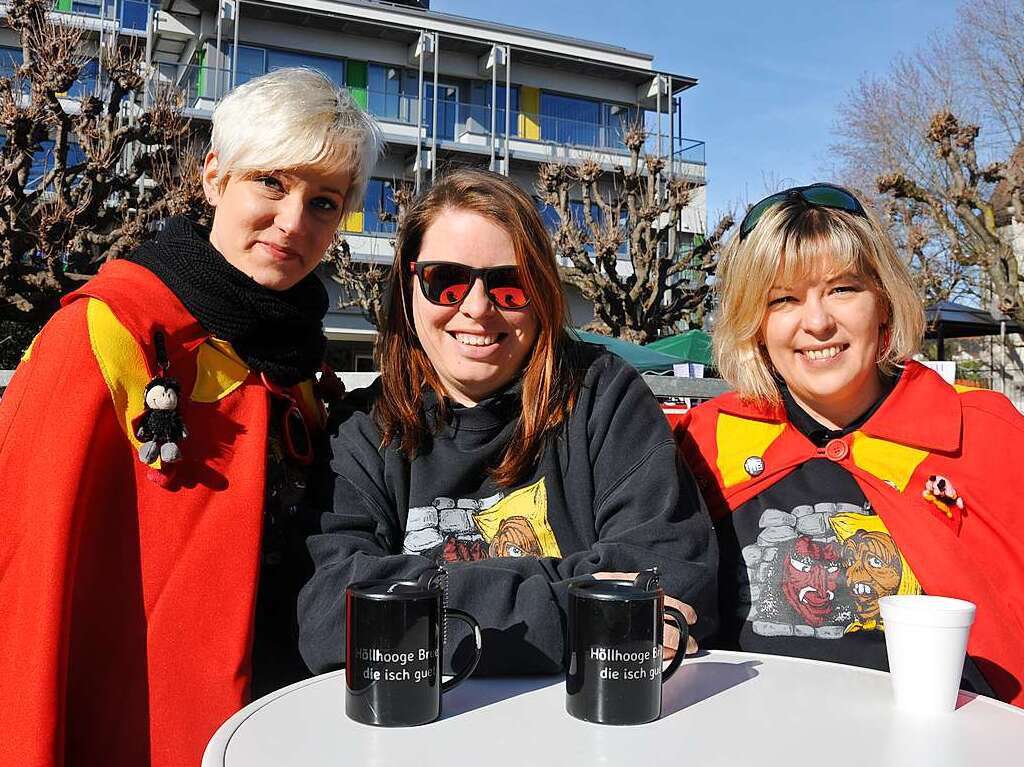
925 301 1024 359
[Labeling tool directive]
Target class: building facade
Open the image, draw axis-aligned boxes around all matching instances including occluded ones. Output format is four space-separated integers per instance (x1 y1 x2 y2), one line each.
4 0 707 370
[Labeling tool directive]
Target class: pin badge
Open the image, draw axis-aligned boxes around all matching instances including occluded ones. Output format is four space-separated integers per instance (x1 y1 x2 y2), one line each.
744 456 765 477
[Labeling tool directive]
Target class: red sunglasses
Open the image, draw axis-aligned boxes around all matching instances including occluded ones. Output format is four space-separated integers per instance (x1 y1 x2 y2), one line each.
261 372 313 466
409 261 530 310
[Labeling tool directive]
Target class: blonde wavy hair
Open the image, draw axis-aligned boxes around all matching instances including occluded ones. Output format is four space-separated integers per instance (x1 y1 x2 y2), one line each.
209 67 383 214
713 194 924 404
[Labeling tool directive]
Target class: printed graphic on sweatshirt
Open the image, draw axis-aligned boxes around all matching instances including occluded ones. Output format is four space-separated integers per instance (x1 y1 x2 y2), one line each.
402 478 562 563
744 501 921 639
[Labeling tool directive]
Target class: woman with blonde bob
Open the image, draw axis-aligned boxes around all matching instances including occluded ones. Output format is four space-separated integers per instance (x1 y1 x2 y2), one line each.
0 68 382 766
298 168 717 676
676 183 1024 707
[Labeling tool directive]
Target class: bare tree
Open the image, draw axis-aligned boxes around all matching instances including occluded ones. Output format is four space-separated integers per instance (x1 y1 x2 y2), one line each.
0 0 203 324
324 181 413 328
537 124 733 344
832 0 1024 319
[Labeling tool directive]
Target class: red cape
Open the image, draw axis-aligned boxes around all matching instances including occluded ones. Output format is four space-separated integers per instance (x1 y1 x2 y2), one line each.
675 362 1024 707
0 262 270 766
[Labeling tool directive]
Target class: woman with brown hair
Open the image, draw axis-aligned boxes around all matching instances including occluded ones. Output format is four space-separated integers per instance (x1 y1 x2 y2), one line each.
298 168 716 674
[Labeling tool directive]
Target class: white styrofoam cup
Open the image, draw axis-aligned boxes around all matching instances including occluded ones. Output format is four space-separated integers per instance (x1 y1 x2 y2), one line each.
879 595 976 714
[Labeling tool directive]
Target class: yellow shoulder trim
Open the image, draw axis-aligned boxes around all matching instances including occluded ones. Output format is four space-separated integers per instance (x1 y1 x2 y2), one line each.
86 298 149 452
191 337 250 403
953 384 979 394
850 431 928 492
715 413 786 488
20 334 38 362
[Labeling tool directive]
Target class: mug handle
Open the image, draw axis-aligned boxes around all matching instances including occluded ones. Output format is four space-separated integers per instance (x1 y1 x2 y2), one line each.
661 606 689 684
441 608 483 693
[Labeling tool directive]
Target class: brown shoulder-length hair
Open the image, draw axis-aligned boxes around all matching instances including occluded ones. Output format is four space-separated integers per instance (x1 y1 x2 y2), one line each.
375 167 585 486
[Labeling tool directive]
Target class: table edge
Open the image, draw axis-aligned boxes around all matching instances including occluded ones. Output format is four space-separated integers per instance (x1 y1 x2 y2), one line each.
202 649 1023 765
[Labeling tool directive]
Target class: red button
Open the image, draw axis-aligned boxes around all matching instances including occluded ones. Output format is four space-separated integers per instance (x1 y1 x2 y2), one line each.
824 439 849 461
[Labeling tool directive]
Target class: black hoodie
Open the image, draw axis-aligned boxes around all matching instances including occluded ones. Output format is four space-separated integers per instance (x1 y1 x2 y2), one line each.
298 342 718 675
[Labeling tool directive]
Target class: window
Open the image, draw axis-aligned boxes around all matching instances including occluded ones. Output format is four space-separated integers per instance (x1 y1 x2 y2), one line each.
120 0 160 30
26 139 86 191
602 102 640 150
226 44 344 89
368 63 406 121
68 59 98 98
232 45 266 88
536 198 627 256
423 83 459 141
539 92 600 147
0 46 22 78
354 354 375 372
267 48 344 87
468 83 519 137
362 179 397 234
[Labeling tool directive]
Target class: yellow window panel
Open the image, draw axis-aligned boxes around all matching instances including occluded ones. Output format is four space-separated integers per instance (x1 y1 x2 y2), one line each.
342 210 364 233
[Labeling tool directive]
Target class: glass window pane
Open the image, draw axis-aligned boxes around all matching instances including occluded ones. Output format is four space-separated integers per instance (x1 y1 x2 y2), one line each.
540 93 600 147
120 0 157 30
266 49 344 88
230 45 266 87
68 59 98 97
368 63 402 121
0 46 22 77
362 179 397 234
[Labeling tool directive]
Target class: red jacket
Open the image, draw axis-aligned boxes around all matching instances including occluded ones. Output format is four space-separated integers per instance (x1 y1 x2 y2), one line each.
674 362 1024 707
0 261 319 766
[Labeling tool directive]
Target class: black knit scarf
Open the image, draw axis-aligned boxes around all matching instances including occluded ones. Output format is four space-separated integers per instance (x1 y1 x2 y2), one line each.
128 217 329 386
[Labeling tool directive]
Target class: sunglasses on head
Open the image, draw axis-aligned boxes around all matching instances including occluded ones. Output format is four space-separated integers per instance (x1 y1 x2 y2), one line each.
409 261 530 310
739 183 867 241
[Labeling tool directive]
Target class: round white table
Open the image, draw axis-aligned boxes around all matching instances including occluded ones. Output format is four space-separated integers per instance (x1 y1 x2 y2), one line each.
204 650 1024 766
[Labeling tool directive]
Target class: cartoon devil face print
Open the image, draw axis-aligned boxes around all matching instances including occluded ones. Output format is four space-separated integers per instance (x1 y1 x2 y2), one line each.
781 536 842 626
842 529 902 624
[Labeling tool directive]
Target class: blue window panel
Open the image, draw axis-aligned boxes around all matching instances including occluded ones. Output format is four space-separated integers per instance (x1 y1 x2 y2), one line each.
539 93 600 147
0 46 22 78
68 59 98 98
362 178 397 234
230 45 267 88
266 49 344 88
423 83 458 141
602 103 640 149
121 0 159 31
469 83 518 137
27 139 86 190
367 63 403 121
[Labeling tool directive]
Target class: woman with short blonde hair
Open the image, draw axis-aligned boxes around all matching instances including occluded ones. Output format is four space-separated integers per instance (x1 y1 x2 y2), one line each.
0 67 382 766
677 183 1024 708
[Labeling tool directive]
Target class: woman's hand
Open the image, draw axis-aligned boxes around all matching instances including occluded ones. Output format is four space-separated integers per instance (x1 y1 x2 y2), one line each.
591 571 699 657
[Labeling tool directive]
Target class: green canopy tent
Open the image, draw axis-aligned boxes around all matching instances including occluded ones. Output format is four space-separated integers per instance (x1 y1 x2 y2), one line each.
646 330 713 367
571 330 685 374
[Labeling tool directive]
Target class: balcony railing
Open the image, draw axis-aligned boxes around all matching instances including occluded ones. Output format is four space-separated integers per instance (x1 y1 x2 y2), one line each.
48 0 155 31
150 69 707 173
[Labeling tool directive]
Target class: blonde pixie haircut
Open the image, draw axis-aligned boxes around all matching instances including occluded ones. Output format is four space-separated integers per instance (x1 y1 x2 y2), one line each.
209 67 383 214
713 195 924 405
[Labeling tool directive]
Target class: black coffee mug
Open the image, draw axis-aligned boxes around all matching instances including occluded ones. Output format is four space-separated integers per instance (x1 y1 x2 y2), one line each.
345 568 482 726
565 569 688 725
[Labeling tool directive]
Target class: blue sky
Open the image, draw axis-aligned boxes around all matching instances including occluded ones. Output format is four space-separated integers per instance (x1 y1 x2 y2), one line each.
437 0 960 221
